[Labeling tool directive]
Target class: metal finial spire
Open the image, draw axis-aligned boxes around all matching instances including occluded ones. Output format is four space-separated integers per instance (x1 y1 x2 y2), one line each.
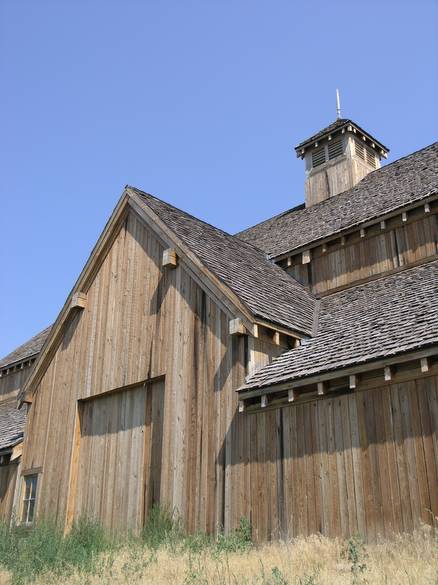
336 89 341 119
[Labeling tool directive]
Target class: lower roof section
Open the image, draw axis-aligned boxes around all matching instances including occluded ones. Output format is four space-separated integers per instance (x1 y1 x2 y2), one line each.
0 400 25 451
239 259 438 393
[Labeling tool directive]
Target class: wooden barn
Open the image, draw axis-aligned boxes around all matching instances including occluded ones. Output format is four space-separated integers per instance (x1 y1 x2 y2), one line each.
3 118 438 541
0 327 50 523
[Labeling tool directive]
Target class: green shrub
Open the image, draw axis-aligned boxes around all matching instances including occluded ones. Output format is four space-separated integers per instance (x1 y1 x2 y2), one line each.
215 516 253 554
142 504 183 549
0 518 115 585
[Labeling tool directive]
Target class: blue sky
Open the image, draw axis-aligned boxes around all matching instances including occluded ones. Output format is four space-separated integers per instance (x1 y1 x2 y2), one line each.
0 0 437 357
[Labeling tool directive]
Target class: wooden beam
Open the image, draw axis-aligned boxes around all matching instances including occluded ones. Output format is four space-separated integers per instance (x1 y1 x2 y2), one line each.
288 388 296 402
424 202 431 213
238 400 245 413
360 228 366 238
229 318 247 337
273 331 281 346
261 395 268 408
162 248 178 268
252 323 260 338
70 292 87 310
302 249 311 264
317 382 326 396
286 257 292 267
402 211 408 223
238 347 438 402
420 357 430 373
380 220 386 230
384 366 392 381
349 374 357 390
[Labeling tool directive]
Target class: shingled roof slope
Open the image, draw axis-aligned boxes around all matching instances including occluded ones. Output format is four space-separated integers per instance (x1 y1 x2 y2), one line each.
0 400 26 451
237 142 438 257
294 118 389 153
240 260 438 392
130 188 316 336
0 326 52 369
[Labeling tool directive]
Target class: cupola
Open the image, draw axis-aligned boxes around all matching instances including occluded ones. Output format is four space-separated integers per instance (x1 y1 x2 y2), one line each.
295 103 389 207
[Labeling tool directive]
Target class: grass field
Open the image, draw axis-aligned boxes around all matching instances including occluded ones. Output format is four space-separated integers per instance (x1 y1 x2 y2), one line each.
0 509 437 584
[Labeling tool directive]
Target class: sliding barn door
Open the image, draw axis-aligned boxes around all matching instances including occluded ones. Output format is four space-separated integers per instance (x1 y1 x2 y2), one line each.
74 379 164 533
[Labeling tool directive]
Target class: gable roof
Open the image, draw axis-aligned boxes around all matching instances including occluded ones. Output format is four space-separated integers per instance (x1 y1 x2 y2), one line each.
0 400 26 451
239 260 438 392
237 142 438 257
0 326 52 369
295 118 389 154
130 188 316 336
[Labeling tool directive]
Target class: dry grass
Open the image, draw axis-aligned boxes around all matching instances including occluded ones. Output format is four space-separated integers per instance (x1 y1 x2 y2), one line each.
1 527 436 585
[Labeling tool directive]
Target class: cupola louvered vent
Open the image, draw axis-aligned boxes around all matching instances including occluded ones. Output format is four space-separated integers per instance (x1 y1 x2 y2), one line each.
355 140 365 161
311 146 326 168
366 149 376 168
328 137 343 160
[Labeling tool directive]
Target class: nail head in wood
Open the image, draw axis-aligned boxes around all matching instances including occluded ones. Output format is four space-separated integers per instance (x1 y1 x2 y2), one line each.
162 248 178 268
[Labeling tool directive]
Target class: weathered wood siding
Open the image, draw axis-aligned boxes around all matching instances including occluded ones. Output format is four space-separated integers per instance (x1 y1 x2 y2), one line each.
233 374 438 541
0 461 19 522
21 210 263 533
0 367 33 403
20 209 438 541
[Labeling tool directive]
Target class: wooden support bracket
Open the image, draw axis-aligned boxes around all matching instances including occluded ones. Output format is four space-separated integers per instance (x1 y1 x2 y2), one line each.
317 382 326 396
420 357 430 373
70 292 87 310
360 228 366 238
288 388 296 402
349 374 357 390
261 395 268 408
302 250 311 264
380 220 386 230
384 366 392 381
229 318 247 337
162 248 178 268
402 212 408 223
273 331 281 346
238 400 245 413
424 202 431 214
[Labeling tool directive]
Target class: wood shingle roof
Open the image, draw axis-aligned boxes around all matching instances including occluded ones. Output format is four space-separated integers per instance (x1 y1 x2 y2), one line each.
239 259 438 392
0 400 26 451
0 326 52 369
237 142 438 257
131 188 317 336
